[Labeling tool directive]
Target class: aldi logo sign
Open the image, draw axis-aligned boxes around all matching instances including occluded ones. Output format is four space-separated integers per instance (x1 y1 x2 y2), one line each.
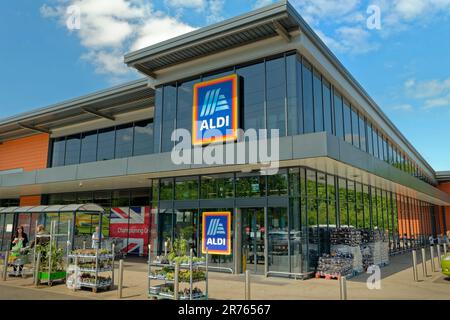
202 212 231 255
192 74 238 145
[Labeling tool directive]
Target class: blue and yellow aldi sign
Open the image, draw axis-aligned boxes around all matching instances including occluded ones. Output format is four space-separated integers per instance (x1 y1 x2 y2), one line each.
202 212 231 255
192 74 239 145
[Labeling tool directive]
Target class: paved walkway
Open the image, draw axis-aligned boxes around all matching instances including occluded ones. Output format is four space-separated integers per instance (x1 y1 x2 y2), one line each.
0 251 448 300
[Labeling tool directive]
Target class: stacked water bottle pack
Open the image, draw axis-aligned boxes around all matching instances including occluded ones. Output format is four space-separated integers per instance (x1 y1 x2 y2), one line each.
316 253 353 278
330 228 362 246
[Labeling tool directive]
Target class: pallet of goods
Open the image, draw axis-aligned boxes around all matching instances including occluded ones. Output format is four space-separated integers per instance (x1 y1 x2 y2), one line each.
315 253 353 279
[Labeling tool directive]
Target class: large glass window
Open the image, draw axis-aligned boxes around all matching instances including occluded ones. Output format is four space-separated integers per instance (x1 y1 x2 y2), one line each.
175 177 199 200
80 130 98 163
161 84 177 152
97 127 115 161
267 171 288 196
333 91 344 139
359 115 366 152
322 79 333 135
266 56 286 136
133 119 154 156
160 178 174 201
115 123 133 159
313 70 324 132
351 107 360 149
235 173 265 197
302 59 314 133
176 78 198 135
286 54 301 135
237 61 265 133
367 123 373 156
343 99 352 144
52 137 66 167
153 87 163 153
200 173 234 199
65 134 81 165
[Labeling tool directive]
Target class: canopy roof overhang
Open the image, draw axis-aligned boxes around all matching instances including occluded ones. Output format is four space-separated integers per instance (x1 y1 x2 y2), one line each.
0 79 154 142
124 1 299 76
0 203 104 214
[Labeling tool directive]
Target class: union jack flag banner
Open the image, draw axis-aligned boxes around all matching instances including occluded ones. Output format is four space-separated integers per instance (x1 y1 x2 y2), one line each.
109 206 153 255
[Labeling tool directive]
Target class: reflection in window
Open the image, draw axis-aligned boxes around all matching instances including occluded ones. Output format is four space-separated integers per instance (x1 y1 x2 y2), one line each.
52 137 66 167
267 172 288 196
200 174 234 199
235 174 265 197
133 119 154 156
351 107 360 149
333 91 344 139
177 79 199 135
65 134 81 165
237 61 265 133
266 56 286 136
302 59 314 133
343 100 352 144
161 84 177 152
322 79 333 135
115 123 133 159
160 178 174 200
80 131 98 164
97 127 115 161
313 70 324 132
286 54 301 135
175 177 199 200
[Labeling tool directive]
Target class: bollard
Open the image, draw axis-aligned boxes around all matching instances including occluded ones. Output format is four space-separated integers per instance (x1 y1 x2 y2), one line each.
339 276 347 300
421 248 428 277
118 259 124 299
430 246 435 272
412 250 419 281
83 241 86 250
245 270 251 300
2 251 9 281
437 245 442 267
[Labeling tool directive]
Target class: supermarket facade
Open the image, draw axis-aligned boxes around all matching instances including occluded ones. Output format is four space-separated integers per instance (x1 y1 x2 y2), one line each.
0 1 449 276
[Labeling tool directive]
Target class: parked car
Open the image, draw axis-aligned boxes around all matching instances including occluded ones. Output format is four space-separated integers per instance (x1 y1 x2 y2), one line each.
442 253 450 278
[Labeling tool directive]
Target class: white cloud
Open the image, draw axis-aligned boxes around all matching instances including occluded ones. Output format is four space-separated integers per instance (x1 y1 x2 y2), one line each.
131 16 195 51
206 0 225 24
253 0 274 9
41 0 196 80
165 0 205 10
289 0 450 55
403 77 450 110
392 104 414 111
405 77 450 99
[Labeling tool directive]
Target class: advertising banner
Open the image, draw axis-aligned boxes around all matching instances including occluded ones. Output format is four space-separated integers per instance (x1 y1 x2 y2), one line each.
202 212 231 255
192 74 239 145
109 206 151 255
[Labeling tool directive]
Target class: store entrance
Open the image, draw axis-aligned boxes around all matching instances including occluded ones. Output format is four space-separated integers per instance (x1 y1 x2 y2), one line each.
241 207 265 275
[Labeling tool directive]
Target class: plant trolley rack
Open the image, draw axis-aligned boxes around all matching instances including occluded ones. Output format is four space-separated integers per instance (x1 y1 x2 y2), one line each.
34 219 71 286
67 247 115 293
147 246 209 300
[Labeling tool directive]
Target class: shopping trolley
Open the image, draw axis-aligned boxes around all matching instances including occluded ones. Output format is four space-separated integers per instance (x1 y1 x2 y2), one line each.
7 249 34 278
105 238 127 259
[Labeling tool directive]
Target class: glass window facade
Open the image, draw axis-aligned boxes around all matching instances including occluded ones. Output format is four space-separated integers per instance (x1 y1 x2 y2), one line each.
50 120 154 167
49 52 436 186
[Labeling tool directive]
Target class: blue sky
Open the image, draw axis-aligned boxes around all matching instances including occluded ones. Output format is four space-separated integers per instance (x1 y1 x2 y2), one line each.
1 0 450 170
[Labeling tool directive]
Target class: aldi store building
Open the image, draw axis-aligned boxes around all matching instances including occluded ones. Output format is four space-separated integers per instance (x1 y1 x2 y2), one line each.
0 1 449 277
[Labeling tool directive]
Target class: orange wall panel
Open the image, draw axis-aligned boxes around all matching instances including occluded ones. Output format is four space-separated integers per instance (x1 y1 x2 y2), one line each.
0 134 49 172
438 183 450 234
20 196 41 206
